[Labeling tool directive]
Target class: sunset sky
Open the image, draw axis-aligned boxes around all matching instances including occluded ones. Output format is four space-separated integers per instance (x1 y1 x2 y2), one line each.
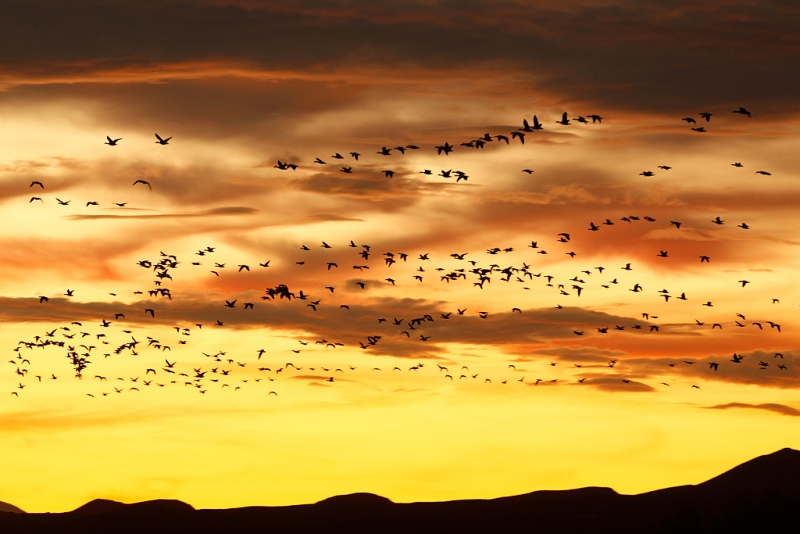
2 0 800 513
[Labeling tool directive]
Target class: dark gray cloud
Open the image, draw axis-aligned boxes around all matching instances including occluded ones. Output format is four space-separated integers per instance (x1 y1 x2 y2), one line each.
520 345 628 364
0 293 660 361
68 206 258 220
575 375 655 393
1 1 799 115
706 402 800 417
586 349 800 390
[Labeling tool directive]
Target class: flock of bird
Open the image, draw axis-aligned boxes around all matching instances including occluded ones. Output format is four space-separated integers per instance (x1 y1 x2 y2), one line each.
10 109 791 400
681 107 752 133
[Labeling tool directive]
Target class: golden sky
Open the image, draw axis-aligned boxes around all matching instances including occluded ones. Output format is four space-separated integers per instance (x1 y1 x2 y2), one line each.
1 0 800 513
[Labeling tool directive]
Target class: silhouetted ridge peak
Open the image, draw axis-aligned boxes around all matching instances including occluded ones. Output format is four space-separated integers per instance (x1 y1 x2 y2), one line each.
71 498 194 516
71 499 126 516
315 492 393 507
0 501 25 514
700 448 800 491
511 486 618 501
130 499 195 511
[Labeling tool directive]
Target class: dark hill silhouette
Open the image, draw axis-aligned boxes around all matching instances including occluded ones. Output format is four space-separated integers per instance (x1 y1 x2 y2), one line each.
71 498 194 516
0 502 24 514
316 492 394 507
699 447 799 492
1 449 799 533
70 499 128 516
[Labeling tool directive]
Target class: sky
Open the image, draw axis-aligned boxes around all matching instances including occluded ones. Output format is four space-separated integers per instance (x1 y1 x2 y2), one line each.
1 0 800 513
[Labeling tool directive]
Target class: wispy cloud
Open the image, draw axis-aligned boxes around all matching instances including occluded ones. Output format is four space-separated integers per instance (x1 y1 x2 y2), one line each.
706 402 800 417
67 206 258 220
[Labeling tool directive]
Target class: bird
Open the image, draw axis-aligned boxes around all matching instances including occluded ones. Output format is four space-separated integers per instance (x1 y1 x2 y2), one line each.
155 133 172 145
435 142 454 155
732 107 751 117
5 102 791 408
105 136 122 146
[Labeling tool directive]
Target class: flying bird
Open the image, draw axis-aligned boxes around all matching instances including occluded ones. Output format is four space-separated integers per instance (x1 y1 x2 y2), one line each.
435 142 454 155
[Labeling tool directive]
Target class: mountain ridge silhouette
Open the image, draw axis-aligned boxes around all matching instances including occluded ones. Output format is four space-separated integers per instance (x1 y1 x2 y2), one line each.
1 448 798 533
0 502 25 514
